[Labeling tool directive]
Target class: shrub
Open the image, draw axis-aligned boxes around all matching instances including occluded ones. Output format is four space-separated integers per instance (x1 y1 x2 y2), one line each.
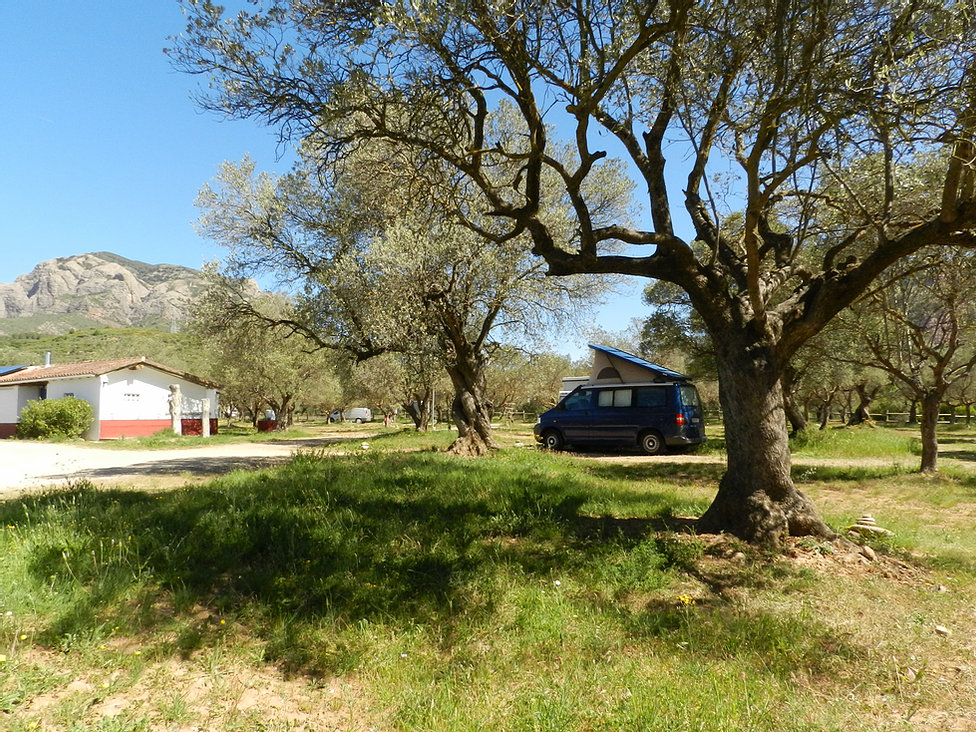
17 397 95 439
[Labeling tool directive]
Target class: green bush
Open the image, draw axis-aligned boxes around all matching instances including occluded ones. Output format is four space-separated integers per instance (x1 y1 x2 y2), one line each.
17 397 95 439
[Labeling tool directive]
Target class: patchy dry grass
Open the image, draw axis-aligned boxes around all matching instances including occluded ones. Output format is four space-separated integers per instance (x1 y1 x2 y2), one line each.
2 426 976 730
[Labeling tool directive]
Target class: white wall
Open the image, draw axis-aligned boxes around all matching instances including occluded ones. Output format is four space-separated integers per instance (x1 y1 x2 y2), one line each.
100 366 218 420
46 378 100 439
47 377 102 405
0 387 19 422
17 385 45 414
1 383 91 422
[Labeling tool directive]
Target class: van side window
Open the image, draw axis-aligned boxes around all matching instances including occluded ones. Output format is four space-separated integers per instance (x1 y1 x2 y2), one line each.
635 386 667 408
563 390 593 410
598 389 633 407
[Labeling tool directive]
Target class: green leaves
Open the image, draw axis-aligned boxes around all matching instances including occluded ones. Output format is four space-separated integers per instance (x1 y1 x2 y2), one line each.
17 397 94 439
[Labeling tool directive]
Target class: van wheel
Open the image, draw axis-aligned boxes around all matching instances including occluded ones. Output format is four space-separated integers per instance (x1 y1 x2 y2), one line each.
639 430 665 455
354 418 363 424
541 429 564 451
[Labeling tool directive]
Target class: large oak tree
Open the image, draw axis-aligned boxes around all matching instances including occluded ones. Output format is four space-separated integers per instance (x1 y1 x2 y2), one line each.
172 0 976 542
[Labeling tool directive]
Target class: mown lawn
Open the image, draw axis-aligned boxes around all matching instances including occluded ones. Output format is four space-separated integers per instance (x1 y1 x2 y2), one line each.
2 427 975 730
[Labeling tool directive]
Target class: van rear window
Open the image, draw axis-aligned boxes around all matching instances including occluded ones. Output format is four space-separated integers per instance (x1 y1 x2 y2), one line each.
678 385 701 408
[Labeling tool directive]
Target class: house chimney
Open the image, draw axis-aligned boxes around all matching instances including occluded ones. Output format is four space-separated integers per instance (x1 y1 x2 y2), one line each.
44 351 52 366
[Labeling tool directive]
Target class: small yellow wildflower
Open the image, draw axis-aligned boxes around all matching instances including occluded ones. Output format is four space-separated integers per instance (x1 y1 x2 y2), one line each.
19 634 27 641
0 654 7 663
676 594 696 606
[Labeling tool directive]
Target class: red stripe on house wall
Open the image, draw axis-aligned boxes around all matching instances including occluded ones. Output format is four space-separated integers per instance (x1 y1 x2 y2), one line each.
180 418 219 436
99 420 172 439
2 420 220 440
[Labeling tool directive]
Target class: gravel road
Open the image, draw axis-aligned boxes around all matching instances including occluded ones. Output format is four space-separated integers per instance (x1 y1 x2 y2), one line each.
2 430 969 500
0 436 367 498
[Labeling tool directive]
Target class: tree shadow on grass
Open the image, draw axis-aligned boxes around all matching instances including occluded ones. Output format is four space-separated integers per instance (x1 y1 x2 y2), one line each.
790 464 911 483
0 451 849 678
582 461 726 484
940 449 976 463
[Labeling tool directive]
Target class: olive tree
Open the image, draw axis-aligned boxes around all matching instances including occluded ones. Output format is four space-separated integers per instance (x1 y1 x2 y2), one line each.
195 138 625 454
189 287 343 427
834 249 976 472
172 0 976 542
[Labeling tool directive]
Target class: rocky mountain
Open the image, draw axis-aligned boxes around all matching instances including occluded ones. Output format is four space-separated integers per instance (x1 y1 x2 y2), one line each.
0 253 209 335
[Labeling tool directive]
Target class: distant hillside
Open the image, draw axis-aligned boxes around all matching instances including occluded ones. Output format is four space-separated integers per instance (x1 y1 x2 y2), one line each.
0 327 204 375
0 253 209 335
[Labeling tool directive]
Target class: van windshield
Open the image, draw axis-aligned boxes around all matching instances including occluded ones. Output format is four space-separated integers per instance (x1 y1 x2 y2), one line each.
678 385 701 408
562 389 593 410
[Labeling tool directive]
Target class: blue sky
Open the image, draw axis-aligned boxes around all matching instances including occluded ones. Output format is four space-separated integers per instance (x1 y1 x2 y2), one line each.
0 2 646 352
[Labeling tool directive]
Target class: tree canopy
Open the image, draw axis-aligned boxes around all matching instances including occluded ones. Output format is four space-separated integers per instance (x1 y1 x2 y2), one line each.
194 122 627 453
171 0 976 542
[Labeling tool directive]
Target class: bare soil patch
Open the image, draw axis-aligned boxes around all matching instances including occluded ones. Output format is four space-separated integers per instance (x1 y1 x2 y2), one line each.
0 433 376 498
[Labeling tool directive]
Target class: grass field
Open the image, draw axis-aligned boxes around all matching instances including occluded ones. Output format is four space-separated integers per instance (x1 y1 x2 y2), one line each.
2 424 975 730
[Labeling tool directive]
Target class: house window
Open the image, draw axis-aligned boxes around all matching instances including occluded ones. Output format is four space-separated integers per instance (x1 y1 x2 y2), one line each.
124 393 140 402
63 393 74 398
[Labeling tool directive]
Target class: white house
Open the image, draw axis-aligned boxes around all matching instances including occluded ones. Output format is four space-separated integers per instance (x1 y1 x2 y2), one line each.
0 357 220 440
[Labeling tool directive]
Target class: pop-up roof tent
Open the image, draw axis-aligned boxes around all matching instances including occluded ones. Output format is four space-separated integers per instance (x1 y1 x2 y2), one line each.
587 344 690 384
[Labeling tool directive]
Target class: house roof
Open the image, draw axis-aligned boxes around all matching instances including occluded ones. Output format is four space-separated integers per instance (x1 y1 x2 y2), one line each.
588 344 690 382
0 357 220 389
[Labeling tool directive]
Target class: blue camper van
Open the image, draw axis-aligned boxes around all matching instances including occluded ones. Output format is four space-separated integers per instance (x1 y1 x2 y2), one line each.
534 380 706 455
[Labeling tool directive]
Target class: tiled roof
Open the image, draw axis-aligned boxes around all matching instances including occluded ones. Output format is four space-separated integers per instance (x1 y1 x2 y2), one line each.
0 357 219 388
588 344 691 382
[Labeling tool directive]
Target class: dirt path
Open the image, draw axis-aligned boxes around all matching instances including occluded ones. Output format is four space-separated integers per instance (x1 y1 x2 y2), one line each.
0 434 374 498
3 430 975 500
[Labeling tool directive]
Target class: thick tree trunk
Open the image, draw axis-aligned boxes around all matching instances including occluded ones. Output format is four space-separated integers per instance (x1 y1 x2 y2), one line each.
697 351 834 544
818 394 834 430
403 386 432 431
781 366 806 436
270 394 292 430
445 353 496 456
919 391 942 473
848 383 879 426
